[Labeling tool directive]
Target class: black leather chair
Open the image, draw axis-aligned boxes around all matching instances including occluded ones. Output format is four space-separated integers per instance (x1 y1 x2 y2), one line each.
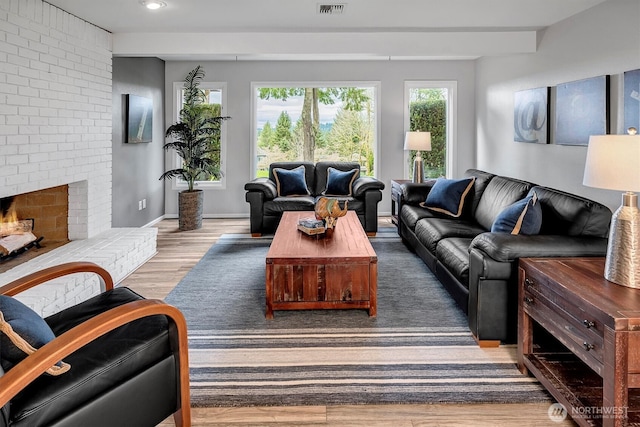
0 262 190 427
245 161 385 236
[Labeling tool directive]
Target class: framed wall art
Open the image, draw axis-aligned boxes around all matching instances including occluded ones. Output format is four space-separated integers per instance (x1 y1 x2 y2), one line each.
624 69 640 132
514 87 549 144
126 94 153 143
555 75 609 146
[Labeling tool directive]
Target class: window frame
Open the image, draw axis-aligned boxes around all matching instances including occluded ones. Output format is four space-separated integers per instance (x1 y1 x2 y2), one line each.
170 80 228 190
250 81 382 179
403 80 457 179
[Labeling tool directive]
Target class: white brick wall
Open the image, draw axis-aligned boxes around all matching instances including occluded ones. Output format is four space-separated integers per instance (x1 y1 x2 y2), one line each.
0 2 158 316
0 0 113 239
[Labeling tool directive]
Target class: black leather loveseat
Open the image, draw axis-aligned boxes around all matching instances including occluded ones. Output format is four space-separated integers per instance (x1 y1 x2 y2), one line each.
245 161 385 235
398 169 612 345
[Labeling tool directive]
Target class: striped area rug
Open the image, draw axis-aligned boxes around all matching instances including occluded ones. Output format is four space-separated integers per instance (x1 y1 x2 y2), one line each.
165 231 550 407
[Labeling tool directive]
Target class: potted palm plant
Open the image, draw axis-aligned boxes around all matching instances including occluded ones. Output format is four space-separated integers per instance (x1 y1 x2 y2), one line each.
161 65 229 231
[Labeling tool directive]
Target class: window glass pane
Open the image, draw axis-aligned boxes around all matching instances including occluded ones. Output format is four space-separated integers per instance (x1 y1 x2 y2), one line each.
408 87 448 179
175 85 225 185
254 86 377 177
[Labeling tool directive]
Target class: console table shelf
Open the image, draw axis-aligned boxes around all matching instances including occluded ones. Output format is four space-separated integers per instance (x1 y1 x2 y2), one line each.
518 257 640 427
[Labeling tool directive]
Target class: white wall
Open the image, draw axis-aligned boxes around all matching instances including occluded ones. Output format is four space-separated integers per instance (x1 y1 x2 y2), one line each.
475 0 640 212
0 1 113 238
164 60 476 217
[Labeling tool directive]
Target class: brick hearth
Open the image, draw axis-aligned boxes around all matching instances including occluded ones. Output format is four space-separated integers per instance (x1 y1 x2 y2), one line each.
0 228 157 316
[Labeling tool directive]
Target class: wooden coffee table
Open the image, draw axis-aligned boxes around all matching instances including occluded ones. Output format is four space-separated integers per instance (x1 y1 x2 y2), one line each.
265 211 377 318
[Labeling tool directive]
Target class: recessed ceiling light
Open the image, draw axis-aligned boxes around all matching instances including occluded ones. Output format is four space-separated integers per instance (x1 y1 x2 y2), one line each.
140 1 166 10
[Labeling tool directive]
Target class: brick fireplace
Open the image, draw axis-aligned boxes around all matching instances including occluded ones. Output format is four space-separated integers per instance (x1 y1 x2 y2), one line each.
0 1 157 316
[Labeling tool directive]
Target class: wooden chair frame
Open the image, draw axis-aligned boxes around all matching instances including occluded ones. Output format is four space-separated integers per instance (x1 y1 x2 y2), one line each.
0 261 191 427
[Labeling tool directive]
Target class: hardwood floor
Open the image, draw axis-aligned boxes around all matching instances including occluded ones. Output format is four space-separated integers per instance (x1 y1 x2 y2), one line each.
121 218 575 427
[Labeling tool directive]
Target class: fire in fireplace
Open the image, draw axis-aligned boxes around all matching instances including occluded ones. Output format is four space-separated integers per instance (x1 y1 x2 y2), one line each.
0 198 43 260
0 186 70 272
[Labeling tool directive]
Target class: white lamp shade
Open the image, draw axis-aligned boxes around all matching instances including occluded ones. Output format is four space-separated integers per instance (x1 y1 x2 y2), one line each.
404 131 432 151
583 135 640 192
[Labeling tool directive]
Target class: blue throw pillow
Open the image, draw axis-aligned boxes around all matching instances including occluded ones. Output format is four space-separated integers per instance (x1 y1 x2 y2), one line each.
273 165 310 197
324 167 358 196
491 191 543 235
422 177 475 217
0 295 70 375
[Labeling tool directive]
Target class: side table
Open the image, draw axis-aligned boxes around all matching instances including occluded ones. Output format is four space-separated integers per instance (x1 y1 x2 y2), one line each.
390 179 411 227
518 257 640 427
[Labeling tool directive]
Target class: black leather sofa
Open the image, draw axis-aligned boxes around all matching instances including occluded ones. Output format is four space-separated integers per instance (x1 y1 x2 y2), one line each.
245 161 385 235
398 169 612 345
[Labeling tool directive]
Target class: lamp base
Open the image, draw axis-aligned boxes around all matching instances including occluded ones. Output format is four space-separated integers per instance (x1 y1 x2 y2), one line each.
412 156 424 183
604 192 640 288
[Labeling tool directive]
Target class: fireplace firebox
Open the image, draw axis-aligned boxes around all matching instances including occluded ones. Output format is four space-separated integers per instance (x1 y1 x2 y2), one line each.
0 185 70 272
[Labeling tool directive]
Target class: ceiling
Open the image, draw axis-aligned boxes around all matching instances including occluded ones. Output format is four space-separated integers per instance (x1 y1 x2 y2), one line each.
46 0 609 60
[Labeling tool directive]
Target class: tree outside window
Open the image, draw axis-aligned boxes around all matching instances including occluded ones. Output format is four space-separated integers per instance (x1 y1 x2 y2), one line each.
254 84 378 178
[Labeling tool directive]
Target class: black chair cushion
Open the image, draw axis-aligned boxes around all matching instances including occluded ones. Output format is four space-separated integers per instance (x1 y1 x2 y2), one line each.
436 237 475 287
462 169 496 219
264 196 316 215
473 176 534 230
531 186 612 238
399 205 438 230
9 287 172 427
415 217 485 253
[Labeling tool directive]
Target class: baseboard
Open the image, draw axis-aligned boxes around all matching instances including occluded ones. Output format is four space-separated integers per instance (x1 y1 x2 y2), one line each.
142 215 165 228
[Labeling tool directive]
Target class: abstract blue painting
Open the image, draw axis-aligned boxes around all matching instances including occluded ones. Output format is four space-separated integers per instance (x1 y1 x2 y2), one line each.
555 76 609 146
624 69 640 133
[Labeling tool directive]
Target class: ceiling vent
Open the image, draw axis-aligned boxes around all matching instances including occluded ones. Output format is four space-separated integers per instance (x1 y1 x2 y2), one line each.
317 4 346 15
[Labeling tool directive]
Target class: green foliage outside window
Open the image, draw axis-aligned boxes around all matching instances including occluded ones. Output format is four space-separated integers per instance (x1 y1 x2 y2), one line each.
256 86 375 176
199 100 223 182
409 98 447 178
161 66 229 190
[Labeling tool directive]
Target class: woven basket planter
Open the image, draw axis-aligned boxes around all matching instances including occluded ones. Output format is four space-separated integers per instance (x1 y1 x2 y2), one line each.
178 189 203 231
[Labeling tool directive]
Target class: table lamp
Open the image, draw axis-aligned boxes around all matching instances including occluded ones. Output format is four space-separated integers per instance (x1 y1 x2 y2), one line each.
404 131 431 183
583 128 640 288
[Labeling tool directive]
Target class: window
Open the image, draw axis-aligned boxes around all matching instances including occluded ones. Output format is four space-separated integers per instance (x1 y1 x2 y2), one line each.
404 81 457 179
171 81 227 189
251 82 380 178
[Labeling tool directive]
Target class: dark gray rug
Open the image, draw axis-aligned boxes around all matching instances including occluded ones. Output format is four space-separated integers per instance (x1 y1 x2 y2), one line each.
165 233 549 407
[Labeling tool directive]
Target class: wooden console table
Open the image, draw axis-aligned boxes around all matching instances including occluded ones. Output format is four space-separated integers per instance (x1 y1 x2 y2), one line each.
518 257 640 427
